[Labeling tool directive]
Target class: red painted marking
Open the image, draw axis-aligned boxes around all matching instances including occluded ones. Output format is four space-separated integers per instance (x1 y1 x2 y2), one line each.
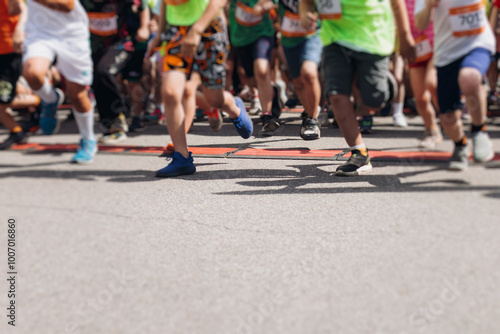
368 151 452 161
129 146 167 154
8 142 499 162
10 143 41 150
190 147 236 155
34 144 78 152
233 148 343 157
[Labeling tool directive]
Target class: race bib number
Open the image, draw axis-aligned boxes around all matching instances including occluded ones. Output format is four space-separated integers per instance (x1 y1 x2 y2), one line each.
315 0 341 20
88 12 118 37
449 1 486 37
414 35 433 63
235 2 263 26
281 11 315 38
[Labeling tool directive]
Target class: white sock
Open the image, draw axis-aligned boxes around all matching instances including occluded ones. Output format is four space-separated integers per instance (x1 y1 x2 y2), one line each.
392 102 404 116
350 144 366 150
34 78 57 103
73 107 95 141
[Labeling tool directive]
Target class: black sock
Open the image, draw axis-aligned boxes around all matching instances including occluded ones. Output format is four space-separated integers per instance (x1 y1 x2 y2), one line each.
455 136 467 147
471 124 485 133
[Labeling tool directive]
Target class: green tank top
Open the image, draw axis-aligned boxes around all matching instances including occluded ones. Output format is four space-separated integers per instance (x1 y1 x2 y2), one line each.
229 0 276 47
166 0 209 26
317 0 395 56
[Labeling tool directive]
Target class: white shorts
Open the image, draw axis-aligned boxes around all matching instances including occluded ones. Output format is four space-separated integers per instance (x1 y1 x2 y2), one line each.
23 34 93 86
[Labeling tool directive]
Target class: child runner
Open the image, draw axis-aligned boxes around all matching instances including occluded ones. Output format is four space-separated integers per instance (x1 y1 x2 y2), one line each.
416 0 496 170
277 0 323 140
0 0 27 150
299 0 415 176
405 0 442 149
147 0 253 177
22 0 97 163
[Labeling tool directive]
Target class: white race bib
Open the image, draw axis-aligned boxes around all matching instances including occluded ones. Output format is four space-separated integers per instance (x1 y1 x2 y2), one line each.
88 12 118 37
281 11 315 38
449 1 486 38
315 0 341 20
414 35 433 63
235 2 262 26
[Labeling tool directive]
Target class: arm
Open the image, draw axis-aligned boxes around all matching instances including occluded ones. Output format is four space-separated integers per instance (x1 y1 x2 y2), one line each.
299 0 317 31
390 0 416 61
12 0 27 53
32 0 75 12
415 0 438 31
135 5 151 42
144 0 165 59
181 0 227 58
490 4 498 33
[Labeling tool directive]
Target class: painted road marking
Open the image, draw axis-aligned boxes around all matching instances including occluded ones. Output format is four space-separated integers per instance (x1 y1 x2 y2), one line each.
7 142 500 162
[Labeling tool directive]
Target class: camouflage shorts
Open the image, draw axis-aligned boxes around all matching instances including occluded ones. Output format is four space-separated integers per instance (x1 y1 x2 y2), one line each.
159 16 229 90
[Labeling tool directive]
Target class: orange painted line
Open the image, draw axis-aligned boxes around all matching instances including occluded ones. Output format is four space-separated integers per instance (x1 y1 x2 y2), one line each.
129 147 166 154
368 151 452 161
10 143 41 150
233 148 343 157
34 144 78 151
190 147 236 155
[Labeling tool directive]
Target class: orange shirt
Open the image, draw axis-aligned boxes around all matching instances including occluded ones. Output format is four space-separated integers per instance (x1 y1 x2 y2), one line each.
0 0 19 55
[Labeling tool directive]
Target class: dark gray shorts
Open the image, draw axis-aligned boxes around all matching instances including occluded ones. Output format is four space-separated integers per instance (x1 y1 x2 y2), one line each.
322 43 389 108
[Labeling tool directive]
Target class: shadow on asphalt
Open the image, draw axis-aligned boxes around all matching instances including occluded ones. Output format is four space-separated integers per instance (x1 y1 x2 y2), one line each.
0 160 498 198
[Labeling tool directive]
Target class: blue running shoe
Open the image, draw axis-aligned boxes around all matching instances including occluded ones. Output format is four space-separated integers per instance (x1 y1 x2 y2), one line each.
232 97 253 139
40 88 64 135
71 139 98 164
156 151 196 177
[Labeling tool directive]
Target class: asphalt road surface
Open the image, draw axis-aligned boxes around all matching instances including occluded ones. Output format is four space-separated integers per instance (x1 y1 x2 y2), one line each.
1 110 499 334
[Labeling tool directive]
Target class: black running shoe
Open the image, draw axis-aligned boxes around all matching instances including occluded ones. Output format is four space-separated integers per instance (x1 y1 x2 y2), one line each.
285 95 300 109
300 117 320 140
261 114 280 134
129 116 146 132
0 131 27 150
335 149 373 176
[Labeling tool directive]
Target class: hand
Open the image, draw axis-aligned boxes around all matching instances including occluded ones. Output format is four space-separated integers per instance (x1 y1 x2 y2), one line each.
399 32 416 63
135 26 150 43
180 28 201 59
12 28 24 53
252 0 276 16
301 12 317 31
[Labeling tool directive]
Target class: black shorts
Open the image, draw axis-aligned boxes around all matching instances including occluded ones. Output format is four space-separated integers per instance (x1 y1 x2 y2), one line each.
0 53 22 104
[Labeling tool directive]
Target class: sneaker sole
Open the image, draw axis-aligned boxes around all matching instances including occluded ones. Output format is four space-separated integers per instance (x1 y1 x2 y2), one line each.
301 133 320 141
155 166 196 178
335 163 373 176
473 151 494 163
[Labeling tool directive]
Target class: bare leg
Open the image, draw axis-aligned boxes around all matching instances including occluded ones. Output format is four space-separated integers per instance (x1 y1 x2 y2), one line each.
162 71 189 157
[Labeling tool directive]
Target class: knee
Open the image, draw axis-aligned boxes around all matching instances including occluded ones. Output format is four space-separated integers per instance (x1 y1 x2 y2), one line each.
22 64 45 90
67 88 90 112
458 68 482 96
439 111 459 128
415 91 431 110
162 86 182 105
300 70 318 86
